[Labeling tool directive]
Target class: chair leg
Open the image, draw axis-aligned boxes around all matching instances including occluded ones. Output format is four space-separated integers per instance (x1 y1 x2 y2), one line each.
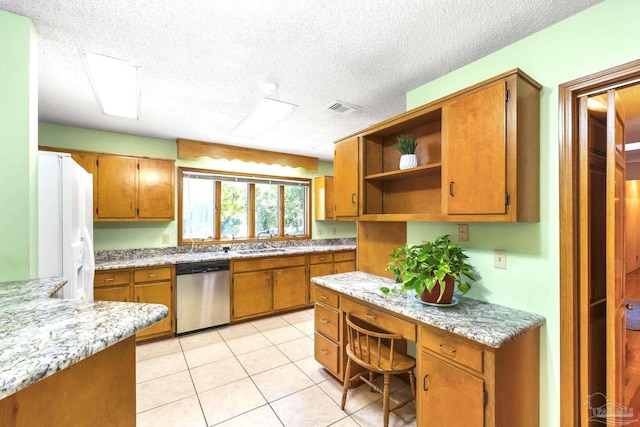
369 370 375 392
341 358 352 410
409 370 416 401
383 373 391 427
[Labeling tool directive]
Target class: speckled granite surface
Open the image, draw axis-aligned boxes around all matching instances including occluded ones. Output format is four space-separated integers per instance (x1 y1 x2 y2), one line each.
311 271 545 349
96 241 356 270
0 277 168 399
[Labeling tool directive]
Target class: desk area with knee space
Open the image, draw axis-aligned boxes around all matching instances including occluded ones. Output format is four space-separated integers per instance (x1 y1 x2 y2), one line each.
312 271 545 427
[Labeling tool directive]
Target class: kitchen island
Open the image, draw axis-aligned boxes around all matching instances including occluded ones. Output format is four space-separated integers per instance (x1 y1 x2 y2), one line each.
311 271 545 427
0 277 168 426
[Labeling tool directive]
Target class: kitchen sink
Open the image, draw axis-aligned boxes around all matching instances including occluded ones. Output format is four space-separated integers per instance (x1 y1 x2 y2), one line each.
235 248 288 254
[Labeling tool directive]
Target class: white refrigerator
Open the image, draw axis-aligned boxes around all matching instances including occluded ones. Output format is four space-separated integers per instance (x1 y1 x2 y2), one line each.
38 151 95 300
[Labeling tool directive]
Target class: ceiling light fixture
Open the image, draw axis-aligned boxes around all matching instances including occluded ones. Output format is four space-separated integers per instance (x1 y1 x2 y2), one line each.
232 98 297 138
80 50 141 120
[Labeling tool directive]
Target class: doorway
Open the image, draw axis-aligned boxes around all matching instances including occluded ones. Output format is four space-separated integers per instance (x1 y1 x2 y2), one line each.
560 60 640 425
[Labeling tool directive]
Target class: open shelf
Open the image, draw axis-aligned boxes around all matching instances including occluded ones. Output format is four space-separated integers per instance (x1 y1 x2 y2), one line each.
364 163 442 182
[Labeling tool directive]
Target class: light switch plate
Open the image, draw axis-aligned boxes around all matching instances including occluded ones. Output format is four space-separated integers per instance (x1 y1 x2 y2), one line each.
162 233 170 244
457 224 469 241
494 250 507 269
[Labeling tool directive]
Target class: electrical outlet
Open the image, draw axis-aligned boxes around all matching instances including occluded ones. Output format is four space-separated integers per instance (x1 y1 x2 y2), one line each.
332 227 337 236
457 224 469 241
162 233 170 244
494 250 507 269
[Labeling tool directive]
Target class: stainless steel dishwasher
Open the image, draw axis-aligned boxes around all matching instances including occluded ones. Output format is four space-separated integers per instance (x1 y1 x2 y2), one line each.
176 260 230 334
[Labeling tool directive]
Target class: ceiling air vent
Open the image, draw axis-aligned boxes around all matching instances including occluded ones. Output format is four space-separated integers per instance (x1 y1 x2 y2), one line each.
325 101 361 115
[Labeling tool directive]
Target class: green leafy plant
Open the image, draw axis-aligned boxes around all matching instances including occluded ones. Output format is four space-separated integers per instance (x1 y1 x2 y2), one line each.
392 134 418 155
381 235 477 302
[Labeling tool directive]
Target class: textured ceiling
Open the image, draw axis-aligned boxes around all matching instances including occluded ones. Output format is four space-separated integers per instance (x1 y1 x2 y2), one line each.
0 0 601 161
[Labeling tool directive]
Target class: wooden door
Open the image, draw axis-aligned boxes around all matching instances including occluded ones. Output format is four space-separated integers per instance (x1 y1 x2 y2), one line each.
138 159 174 219
273 266 307 310
334 136 359 217
97 155 136 219
442 81 506 215
94 286 130 302
420 351 484 426
133 281 173 338
606 89 626 407
578 97 608 419
233 270 273 318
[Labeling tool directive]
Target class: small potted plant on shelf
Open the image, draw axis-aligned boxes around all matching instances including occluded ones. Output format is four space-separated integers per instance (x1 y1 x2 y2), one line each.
381 235 477 305
393 134 419 170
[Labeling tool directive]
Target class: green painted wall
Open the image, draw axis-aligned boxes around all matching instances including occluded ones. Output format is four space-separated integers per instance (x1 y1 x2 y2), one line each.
406 0 638 424
39 123 356 250
0 11 38 281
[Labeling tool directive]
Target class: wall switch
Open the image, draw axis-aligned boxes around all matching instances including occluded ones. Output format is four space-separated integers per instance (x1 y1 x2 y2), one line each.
494 250 507 269
162 233 170 244
457 224 469 241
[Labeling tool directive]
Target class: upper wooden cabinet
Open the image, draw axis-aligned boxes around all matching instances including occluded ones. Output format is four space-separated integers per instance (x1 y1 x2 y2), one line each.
314 176 335 221
63 149 175 222
334 136 360 219
333 69 541 222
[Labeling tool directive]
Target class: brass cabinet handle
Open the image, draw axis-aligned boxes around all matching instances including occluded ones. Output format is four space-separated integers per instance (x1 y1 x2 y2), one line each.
320 349 329 356
104 278 114 282
365 313 377 321
320 318 330 324
149 274 158 278
320 294 328 300
351 193 356 204
423 374 429 391
439 344 457 355
449 181 455 196
627 303 634 310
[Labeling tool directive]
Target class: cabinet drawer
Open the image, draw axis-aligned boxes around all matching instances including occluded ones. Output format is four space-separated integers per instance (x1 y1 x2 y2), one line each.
315 286 339 309
134 267 172 283
315 303 340 341
94 271 130 287
334 251 355 262
233 255 306 272
420 327 483 373
314 332 340 377
309 253 333 264
342 298 415 341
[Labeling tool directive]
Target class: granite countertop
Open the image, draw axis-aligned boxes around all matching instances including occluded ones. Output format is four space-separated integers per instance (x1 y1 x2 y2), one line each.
311 271 545 349
96 244 356 270
0 277 168 400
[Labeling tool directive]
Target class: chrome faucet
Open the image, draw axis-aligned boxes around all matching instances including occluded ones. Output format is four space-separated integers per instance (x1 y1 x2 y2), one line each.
255 230 270 249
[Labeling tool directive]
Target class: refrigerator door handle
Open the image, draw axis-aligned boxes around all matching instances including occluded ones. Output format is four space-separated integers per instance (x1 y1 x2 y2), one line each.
82 225 95 298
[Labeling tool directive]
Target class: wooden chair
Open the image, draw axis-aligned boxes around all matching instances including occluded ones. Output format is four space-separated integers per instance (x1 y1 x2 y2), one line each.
341 313 416 427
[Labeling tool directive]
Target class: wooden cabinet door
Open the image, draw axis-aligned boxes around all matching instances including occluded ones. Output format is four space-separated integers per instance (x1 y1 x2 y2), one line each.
309 263 334 303
273 266 307 310
420 351 484 426
138 159 174 219
334 136 359 217
94 286 130 302
97 155 137 219
443 81 507 215
334 260 355 274
133 281 173 338
314 176 335 220
233 270 273 318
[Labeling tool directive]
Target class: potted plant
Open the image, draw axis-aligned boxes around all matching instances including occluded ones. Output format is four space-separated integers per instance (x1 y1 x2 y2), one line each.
382 235 477 304
393 134 419 170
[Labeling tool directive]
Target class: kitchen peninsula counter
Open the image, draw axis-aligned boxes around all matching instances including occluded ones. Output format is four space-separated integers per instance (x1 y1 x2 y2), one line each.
0 277 167 426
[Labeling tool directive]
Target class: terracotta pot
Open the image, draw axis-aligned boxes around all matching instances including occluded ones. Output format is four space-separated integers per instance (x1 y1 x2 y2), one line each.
420 275 455 304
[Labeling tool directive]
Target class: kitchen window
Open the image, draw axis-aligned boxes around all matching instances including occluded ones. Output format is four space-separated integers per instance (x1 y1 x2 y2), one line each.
179 168 310 245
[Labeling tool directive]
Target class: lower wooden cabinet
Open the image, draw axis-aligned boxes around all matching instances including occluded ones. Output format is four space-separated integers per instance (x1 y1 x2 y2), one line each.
314 286 342 380
308 251 355 303
94 266 175 341
232 255 308 321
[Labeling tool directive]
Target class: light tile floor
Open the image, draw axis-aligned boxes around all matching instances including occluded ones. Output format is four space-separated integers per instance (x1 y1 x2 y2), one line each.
136 308 416 427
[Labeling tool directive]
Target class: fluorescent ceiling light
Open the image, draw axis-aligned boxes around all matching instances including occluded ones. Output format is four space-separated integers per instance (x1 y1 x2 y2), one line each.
81 50 141 120
233 98 297 138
